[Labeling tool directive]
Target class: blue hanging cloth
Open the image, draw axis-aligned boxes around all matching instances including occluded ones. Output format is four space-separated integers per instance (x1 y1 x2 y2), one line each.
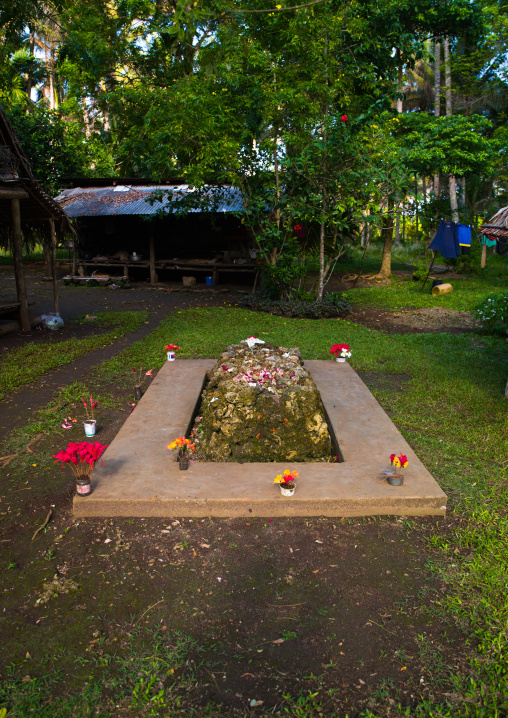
457 224 471 255
428 220 460 259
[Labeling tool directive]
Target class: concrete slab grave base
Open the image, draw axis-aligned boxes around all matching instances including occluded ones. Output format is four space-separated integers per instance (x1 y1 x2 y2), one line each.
74 360 446 518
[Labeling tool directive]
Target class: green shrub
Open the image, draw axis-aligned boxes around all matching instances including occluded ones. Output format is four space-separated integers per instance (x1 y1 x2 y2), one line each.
237 293 351 319
412 258 429 282
474 292 508 332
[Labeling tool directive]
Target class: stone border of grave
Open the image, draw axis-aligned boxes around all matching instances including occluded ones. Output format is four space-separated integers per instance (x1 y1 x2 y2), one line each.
73 360 447 518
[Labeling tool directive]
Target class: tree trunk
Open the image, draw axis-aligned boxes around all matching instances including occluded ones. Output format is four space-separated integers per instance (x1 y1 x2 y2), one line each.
444 37 452 116
48 47 58 110
317 192 326 299
82 101 91 138
460 176 466 208
26 32 35 111
396 48 403 113
361 208 370 247
376 198 394 279
317 31 329 300
433 40 441 196
415 177 419 245
444 37 459 222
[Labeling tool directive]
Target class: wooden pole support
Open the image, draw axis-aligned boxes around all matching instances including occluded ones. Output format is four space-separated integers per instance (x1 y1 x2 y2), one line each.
72 236 77 276
49 218 59 315
149 231 157 284
0 189 29 199
10 198 31 332
431 282 453 296
481 243 487 269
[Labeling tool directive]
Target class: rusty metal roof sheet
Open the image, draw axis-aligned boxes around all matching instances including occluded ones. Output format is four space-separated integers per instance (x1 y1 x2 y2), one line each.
479 206 508 239
54 185 243 217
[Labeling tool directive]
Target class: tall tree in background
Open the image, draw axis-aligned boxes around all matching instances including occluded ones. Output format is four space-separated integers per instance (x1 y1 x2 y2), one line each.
433 39 441 198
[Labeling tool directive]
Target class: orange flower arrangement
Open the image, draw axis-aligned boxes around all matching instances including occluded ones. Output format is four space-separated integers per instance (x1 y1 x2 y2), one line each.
273 469 299 485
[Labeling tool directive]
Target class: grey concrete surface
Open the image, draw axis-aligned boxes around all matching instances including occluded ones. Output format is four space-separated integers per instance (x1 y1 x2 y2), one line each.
74 359 447 517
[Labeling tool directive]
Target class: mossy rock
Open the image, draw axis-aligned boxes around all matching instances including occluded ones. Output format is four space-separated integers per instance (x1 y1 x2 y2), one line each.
197 340 331 462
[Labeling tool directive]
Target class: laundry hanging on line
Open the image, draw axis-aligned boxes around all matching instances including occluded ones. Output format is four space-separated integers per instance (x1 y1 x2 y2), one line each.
457 224 471 255
428 220 472 258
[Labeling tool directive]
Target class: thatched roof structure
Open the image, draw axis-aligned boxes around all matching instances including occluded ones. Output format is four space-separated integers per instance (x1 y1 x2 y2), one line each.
0 103 76 248
479 206 508 240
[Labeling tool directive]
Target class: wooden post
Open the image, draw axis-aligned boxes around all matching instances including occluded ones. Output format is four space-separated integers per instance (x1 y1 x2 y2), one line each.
11 198 31 332
72 236 76 276
481 242 487 268
49 218 59 314
149 230 157 284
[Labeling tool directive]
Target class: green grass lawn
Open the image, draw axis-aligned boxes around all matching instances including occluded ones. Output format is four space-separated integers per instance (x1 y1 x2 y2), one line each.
335 246 508 312
1 304 507 717
98 307 508 716
343 272 508 312
0 311 147 400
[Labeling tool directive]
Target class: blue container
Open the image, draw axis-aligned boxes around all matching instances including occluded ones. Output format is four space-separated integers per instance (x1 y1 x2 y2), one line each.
205 276 213 287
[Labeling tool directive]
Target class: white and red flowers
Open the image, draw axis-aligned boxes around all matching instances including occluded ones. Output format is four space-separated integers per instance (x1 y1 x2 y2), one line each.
244 336 265 349
329 343 351 360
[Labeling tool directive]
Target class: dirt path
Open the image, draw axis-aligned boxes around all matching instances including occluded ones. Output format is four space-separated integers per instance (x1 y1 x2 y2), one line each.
0 267 240 433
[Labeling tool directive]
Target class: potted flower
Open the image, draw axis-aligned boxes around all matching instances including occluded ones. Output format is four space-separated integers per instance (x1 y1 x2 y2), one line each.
274 469 299 496
132 367 153 400
167 436 195 470
329 343 351 363
52 441 108 496
83 396 99 437
165 344 180 361
384 453 408 486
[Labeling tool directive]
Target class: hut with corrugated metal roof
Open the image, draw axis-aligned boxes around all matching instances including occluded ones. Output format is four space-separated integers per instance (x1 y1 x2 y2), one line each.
55 179 257 287
478 206 508 267
0 103 76 331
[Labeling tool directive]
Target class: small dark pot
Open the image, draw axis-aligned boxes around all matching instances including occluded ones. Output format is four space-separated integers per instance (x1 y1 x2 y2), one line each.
76 476 91 495
387 474 404 486
134 386 143 401
178 450 189 470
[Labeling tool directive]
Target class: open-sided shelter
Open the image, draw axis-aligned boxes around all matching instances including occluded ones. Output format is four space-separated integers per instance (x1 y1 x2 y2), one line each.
479 206 508 267
55 179 257 287
0 103 75 331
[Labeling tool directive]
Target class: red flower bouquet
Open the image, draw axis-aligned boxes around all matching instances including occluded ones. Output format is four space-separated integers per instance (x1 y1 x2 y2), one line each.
53 441 108 495
329 343 351 360
53 441 107 476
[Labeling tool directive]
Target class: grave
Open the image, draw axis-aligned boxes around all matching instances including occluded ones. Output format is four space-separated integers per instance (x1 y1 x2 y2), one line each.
74 358 447 517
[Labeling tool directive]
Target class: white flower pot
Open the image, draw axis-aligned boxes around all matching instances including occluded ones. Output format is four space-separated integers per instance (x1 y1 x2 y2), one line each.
335 357 346 363
167 352 176 361
84 420 96 437
280 484 295 497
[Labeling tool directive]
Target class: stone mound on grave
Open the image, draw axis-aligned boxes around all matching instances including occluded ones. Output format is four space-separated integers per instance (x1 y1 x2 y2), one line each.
197 338 331 462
